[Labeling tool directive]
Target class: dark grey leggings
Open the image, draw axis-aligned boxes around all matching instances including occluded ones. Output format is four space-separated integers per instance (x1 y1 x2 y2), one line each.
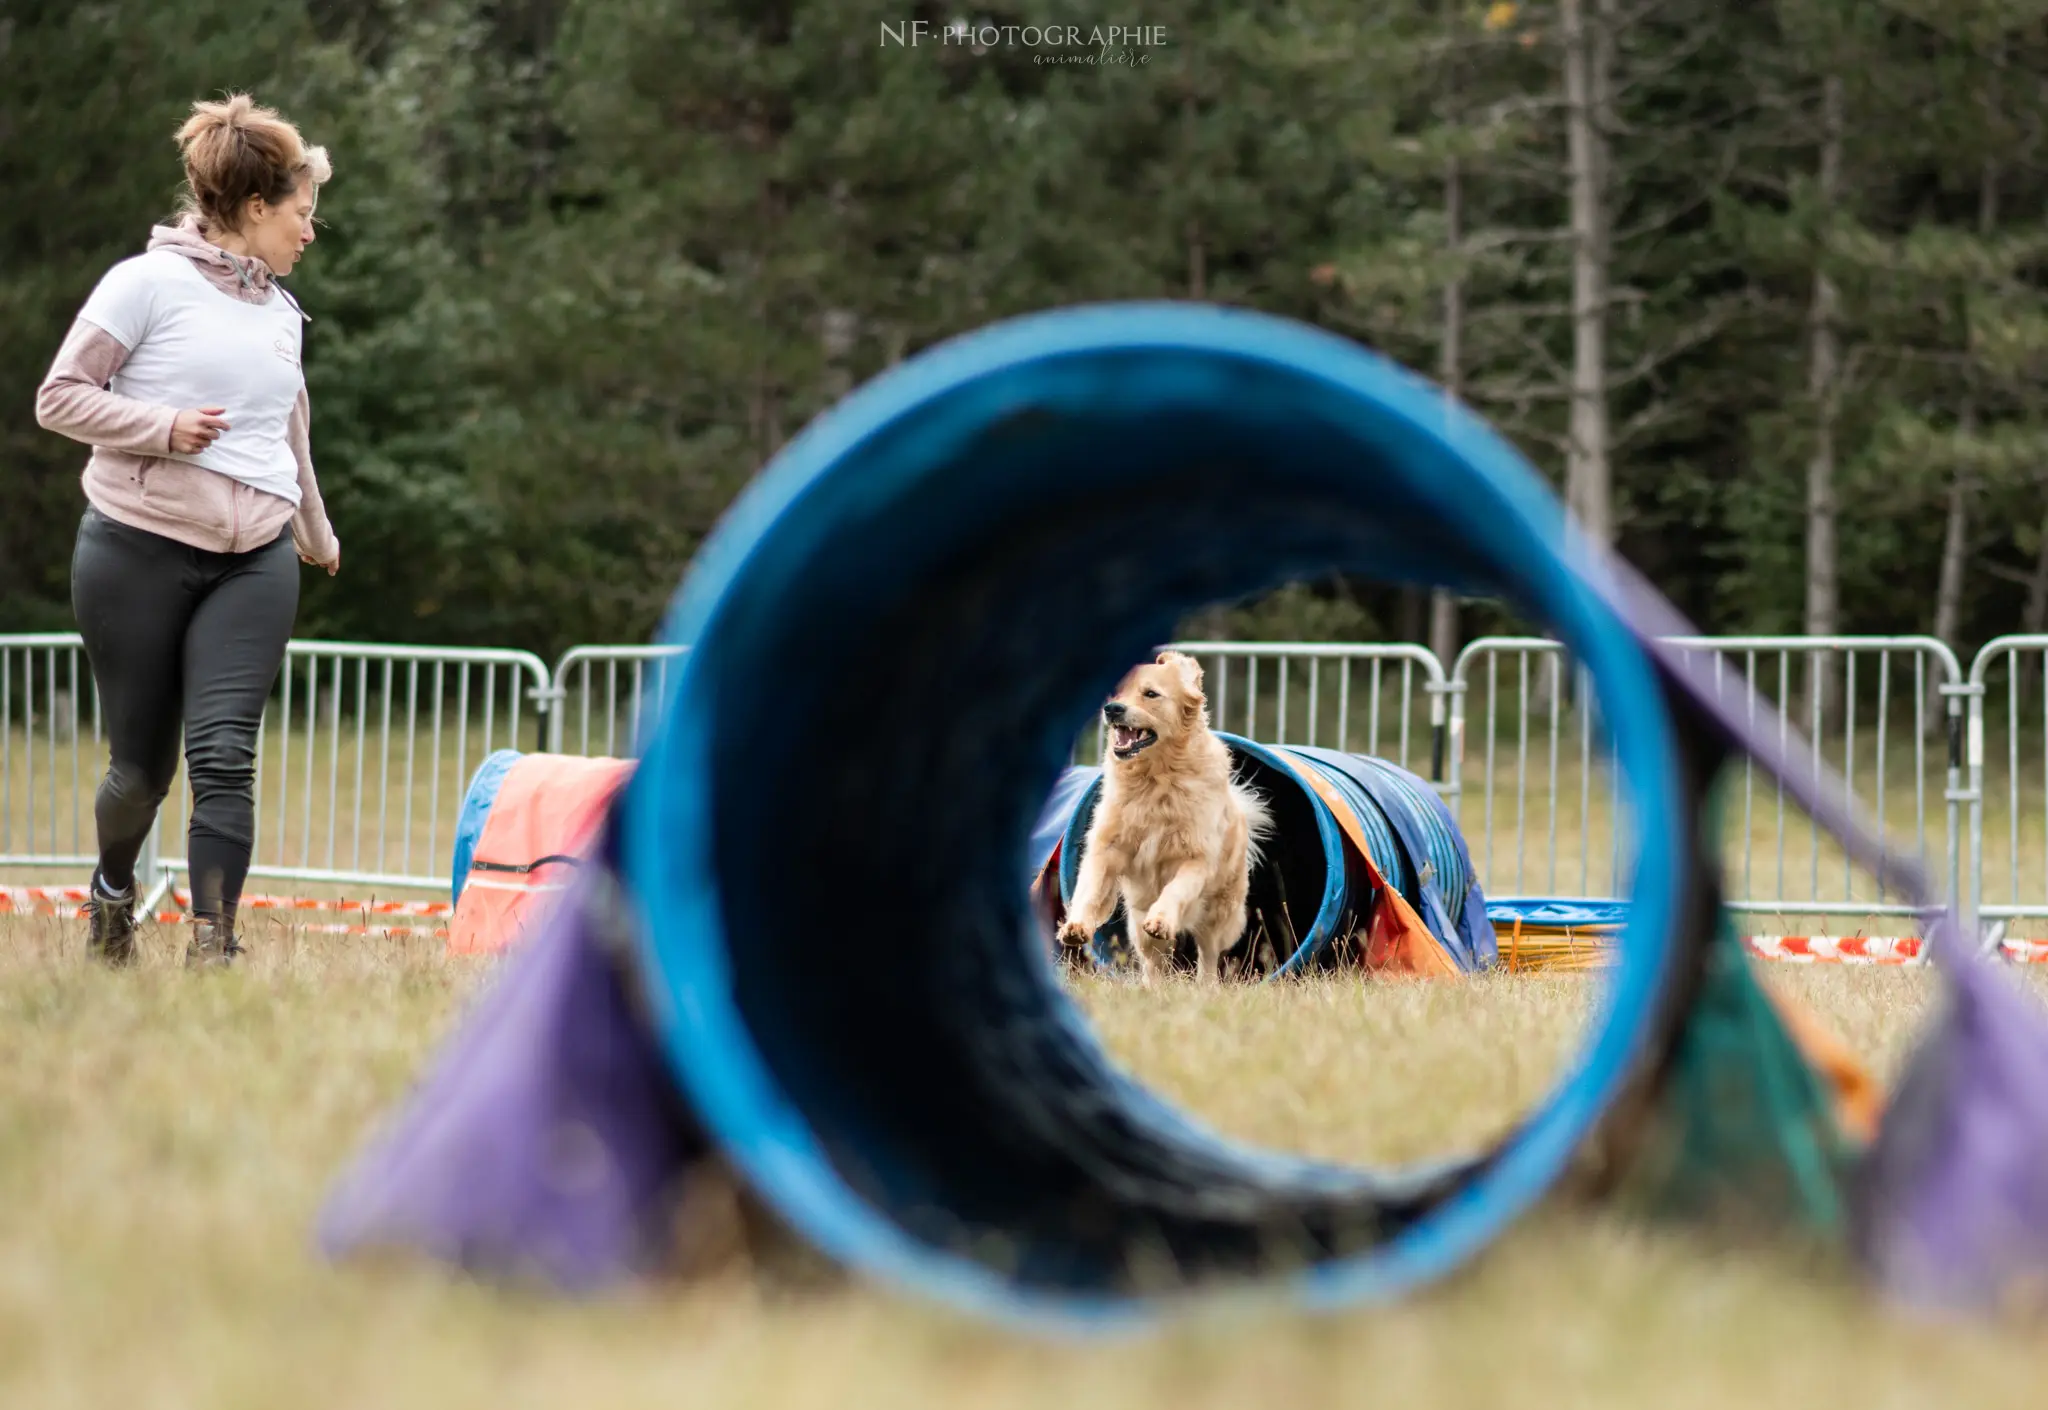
70 506 299 921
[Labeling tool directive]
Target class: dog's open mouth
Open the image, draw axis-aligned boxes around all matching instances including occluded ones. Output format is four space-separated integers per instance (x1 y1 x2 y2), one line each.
1109 724 1157 759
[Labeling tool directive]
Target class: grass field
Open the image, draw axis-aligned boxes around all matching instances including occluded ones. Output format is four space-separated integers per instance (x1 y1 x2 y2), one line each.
5 909 2048 1410
8 642 2048 1406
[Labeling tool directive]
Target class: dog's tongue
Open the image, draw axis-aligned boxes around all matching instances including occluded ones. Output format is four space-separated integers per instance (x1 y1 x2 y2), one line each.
1113 726 1138 750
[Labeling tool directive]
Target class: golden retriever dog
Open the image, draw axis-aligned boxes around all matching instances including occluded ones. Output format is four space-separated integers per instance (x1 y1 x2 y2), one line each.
1057 651 1273 982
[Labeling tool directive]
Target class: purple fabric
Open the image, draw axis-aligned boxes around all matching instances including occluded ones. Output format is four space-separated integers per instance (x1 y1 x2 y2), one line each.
317 846 709 1290
1850 960 2048 1315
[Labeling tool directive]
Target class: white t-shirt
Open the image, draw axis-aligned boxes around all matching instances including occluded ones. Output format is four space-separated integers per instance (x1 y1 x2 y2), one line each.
76 249 306 507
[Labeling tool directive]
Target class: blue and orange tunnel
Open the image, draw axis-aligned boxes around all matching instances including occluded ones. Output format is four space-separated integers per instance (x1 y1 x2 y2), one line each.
1031 736 1493 979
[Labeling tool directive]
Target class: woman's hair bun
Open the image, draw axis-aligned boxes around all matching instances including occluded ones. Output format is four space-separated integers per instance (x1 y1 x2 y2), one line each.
172 93 325 233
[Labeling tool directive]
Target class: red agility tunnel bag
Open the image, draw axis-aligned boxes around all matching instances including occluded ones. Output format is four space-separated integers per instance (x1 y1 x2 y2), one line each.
448 750 634 956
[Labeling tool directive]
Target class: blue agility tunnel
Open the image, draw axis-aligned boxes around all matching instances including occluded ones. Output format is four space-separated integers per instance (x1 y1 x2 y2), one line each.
608 302 1700 1328
321 301 1716 1332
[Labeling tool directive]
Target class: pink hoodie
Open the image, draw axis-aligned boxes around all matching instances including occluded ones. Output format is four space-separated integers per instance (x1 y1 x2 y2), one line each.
34 218 340 563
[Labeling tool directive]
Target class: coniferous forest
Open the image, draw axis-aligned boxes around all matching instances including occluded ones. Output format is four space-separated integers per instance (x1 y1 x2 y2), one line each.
6 1 2047 664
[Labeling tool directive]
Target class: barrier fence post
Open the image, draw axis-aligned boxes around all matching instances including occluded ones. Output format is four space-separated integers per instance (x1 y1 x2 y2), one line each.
1442 674 1466 812
137 818 170 918
1943 675 1983 946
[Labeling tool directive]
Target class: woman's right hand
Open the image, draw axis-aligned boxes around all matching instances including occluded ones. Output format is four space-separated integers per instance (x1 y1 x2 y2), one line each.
169 406 230 455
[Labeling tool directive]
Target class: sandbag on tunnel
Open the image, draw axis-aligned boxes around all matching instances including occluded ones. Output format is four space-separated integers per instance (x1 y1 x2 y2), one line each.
1037 735 1495 979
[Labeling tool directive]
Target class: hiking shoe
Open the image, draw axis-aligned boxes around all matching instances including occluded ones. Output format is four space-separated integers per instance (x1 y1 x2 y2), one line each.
82 873 138 967
184 918 244 970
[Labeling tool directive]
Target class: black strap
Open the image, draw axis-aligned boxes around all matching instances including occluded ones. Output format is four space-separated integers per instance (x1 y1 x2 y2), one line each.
469 854 584 876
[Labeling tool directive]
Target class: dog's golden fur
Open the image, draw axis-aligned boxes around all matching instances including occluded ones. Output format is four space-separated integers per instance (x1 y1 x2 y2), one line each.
1057 651 1274 982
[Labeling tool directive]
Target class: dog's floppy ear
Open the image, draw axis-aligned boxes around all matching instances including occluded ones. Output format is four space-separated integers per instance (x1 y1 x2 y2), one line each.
1157 650 1205 705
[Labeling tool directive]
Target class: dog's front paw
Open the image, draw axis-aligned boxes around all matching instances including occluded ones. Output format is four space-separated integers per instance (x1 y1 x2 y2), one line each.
1058 920 1093 948
1140 911 1172 941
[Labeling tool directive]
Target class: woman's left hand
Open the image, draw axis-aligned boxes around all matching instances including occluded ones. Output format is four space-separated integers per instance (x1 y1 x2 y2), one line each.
299 545 339 576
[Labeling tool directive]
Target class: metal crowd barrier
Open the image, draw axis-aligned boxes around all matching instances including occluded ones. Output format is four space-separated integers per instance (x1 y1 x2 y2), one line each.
1448 635 1966 921
15 630 2048 936
1965 634 2048 928
546 645 688 756
0 634 100 876
2 635 549 914
543 641 1453 778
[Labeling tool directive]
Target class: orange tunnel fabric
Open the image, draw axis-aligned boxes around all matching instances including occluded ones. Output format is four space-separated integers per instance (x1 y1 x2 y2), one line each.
449 752 635 957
